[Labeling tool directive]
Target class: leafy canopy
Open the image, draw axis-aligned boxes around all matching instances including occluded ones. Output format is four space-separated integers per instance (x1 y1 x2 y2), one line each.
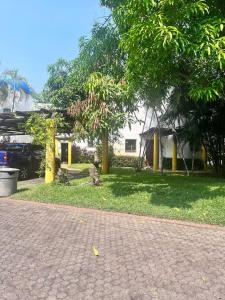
68 72 131 140
103 0 225 101
43 22 125 109
25 113 66 146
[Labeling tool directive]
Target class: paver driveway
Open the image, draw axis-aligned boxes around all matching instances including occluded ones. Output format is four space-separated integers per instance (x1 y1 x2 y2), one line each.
0 199 225 300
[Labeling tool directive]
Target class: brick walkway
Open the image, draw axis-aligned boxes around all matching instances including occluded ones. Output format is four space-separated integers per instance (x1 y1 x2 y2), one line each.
0 199 225 300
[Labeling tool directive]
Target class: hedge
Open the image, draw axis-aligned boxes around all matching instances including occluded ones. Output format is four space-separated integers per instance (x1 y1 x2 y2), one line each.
72 145 114 166
112 155 140 168
72 146 203 171
72 146 94 163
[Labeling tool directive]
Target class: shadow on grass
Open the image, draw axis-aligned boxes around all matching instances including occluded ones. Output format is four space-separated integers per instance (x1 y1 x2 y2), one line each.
104 169 225 209
16 188 29 193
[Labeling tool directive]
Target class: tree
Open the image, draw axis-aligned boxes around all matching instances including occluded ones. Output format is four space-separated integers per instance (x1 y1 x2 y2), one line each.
101 0 225 176
42 59 82 109
101 0 124 8
44 22 125 109
43 21 134 173
69 72 130 174
103 0 225 102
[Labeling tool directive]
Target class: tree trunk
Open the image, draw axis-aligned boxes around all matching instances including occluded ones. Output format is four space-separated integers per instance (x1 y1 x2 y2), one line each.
154 108 164 175
191 145 195 174
102 132 109 174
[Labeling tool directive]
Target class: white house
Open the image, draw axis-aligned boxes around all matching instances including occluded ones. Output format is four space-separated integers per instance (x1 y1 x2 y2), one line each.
0 94 205 170
76 103 204 170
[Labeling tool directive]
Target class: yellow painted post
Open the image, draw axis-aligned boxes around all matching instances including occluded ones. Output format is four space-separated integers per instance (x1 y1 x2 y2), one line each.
172 138 177 172
68 141 72 168
55 139 59 158
45 119 56 183
153 131 159 172
201 145 207 171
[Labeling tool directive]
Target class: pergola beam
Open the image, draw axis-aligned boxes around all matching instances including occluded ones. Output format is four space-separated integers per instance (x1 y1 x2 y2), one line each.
0 109 71 136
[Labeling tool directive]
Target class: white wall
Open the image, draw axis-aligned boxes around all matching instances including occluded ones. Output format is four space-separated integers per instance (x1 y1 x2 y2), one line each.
162 135 201 159
9 135 33 143
114 105 157 157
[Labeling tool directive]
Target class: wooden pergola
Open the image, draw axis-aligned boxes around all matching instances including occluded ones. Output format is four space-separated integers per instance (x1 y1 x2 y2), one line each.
0 111 30 136
0 109 73 135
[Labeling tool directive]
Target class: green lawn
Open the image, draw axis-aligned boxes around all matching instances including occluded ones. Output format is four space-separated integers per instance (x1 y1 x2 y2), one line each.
14 168 225 225
71 163 91 172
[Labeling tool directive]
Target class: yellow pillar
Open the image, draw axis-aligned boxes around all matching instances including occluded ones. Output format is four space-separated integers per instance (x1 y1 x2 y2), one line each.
68 141 72 168
55 139 59 158
45 119 56 183
153 132 159 172
201 145 207 171
172 138 177 172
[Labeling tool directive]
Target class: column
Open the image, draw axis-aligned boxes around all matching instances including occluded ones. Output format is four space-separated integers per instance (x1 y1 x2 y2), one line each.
55 139 60 158
172 138 177 172
68 141 72 168
45 119 55 183
153 131 159 172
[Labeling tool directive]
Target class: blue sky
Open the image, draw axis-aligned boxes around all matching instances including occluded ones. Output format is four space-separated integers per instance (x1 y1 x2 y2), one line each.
0 1 108 92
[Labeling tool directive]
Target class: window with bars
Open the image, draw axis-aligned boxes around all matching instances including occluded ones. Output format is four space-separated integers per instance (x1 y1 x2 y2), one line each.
125 139 137 152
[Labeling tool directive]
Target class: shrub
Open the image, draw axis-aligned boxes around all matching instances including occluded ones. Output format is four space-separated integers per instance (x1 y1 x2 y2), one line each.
72 145 95 163
73 144 114 166
96 144 114 167
112 155 140 168
72 145 82 163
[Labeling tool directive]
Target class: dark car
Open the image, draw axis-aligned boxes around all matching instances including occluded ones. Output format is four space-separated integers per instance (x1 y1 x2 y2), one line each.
0 143 60 180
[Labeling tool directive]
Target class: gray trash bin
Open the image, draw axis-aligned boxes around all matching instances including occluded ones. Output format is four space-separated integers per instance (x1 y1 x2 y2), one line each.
0 168 19 197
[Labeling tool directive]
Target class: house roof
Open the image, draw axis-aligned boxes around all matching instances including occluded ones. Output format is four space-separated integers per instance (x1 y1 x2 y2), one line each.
140 127 173 138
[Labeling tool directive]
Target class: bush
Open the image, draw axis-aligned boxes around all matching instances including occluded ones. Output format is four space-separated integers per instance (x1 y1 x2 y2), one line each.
162 157 204 171
73 144 114 166
96 144 114 167
72 145 82 163
73 146 141 169
72 145 95 163
112 155 140 168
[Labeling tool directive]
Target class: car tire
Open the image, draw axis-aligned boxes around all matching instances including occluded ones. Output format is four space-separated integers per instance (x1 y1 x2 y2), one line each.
19 166 30 180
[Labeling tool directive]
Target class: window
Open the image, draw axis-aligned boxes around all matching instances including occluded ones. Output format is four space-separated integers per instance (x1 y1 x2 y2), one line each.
125 139 137 152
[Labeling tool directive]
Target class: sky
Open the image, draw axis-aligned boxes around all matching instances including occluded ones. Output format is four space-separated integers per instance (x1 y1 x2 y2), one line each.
0 0 109 92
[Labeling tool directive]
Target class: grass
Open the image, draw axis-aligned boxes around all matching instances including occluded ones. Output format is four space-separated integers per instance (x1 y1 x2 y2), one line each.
14 167 225 226
71 163 91 172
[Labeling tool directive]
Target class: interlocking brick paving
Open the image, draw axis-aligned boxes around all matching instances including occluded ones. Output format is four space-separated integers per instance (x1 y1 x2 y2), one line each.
0 199 225 300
